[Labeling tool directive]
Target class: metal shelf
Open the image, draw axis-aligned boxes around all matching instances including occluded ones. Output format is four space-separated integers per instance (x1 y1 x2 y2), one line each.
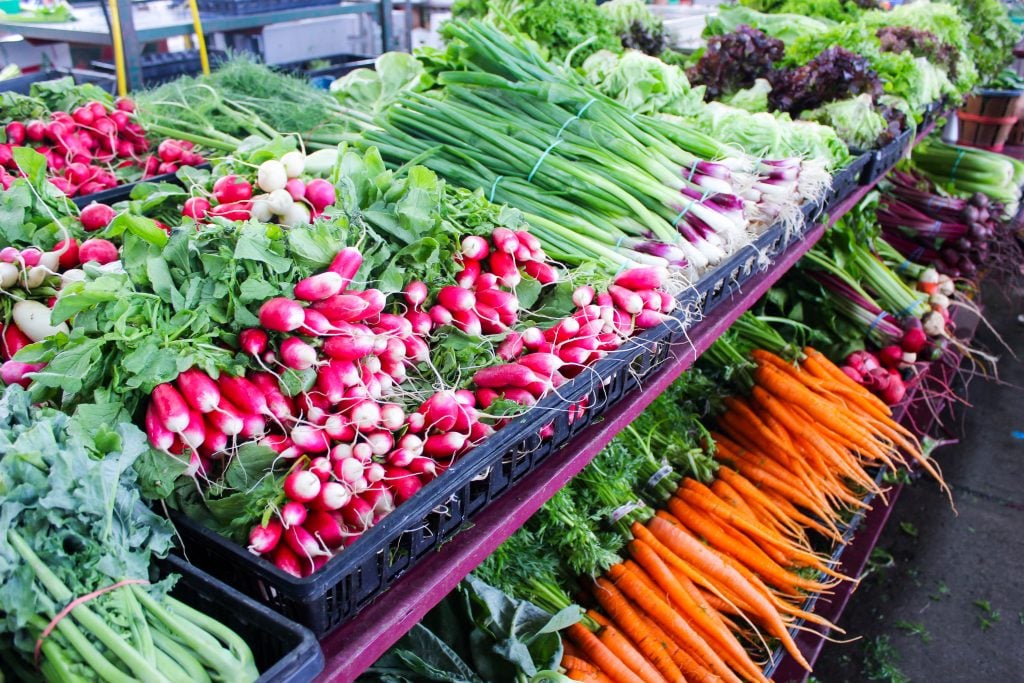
314 119 941 682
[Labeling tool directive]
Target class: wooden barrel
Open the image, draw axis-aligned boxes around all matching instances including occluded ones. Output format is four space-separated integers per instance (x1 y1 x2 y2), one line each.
957 90 1024 153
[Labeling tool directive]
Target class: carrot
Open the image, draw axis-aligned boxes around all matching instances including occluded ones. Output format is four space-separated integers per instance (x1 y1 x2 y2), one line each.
709 478 764 524
623 560 661 595
637 612 717 682
713 477 809 544
666 497 837 595
567 669 615 683
591 579 687 682
718 468 841 541
562 654 599 674
567 623 645 683
722 396 794 457
629 540 768 683
647 515 812 671
607 563 744 683
589 611 669 683
801 347 892 416
718 439 836 519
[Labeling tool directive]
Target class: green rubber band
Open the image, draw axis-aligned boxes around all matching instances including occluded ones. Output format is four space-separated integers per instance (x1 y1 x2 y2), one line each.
488 175 504 202
673 191 711 227
949 147 966 182
686 163 699 184
556 98 597 139
527 139 563 183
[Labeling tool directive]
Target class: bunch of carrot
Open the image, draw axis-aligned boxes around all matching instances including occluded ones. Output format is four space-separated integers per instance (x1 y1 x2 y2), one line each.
555 347 943 682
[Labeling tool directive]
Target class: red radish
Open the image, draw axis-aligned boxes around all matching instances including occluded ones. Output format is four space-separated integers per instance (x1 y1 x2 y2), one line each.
472 363 538 388
353 443 374 464
80 203 116 232
456 259 481 288
157 139 182 163
78 239 118 265
248 519 283 554
212 175 253 204
295 271 344 301
405 310 432 336
614 266 668 291
500 388 538 406
349 400 381 431
300 308 334 336
635 310 667 329
179 410 206 449
280 337 318 371
524 261 557 284
283 178 306 202
423 432 467 459
19 247 41 267
521 327 544 350
310 481 352 511
475 273 499 291
284 469 322 504
355 289 386 320
208 201 252 221
150 383 190 433
323 331 374 361
304 179 336 212
25 120 45 142
208 399 245 436
901 327 927 354
518 353 564 377
469 421 494 444
283 524 328 559
144 402 175 451
5 122 25 146
271 545 305 577
491 227 519 254
438 286 475 313
217 374 268 416
380 403 405 431
475 388 499 409
840 366 864 384
877 345 903 369
280 501 308 528
429 305 453 327
404 280 428 309
0 359 41 388
239 413 266 439
259 297 306 332
183 197 211 220
305 511 346 549
334 456 365 485
461 235 490 260
363 431 392 457
53 239 80 269
573 285 596 308
239 328 269 356
175 367 221 413
315 294 368 323
497 332 524 361
115 97 135 112
291 424 330 453
880 374 907 405
360 483 394 515
544 318 580 344
452 309 482 336
200 424 228 457
342 497 375 530
327 247 362 289
489 252 521 287
608 285 643 314
386 467 423 503
419 391 460 432
406 412 425 433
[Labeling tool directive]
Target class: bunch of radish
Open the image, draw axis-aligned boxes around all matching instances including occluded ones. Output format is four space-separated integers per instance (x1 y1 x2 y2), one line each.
183 150 338 228
0 96 203 197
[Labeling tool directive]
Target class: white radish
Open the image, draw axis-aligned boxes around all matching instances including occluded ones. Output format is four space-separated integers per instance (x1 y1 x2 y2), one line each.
12 300 69 341
281 203 312 228
251 199 273 223
266 188 294 216
0 262 19 289
257 160 288 192
281 151 306 178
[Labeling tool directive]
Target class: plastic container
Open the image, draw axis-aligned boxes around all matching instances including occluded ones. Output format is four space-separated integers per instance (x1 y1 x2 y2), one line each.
956 89 1024 153
162 555 324 683
196 0 337 15
169 215 812 637
824 153 872 211
72 164 210 209
91 50 227 87
859 127 915 185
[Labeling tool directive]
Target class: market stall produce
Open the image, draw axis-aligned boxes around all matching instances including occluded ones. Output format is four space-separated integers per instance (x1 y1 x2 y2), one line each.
0 1 1021 680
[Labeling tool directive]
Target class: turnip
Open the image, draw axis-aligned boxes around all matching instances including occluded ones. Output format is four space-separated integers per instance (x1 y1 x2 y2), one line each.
212 175 253 204
259 297 306 332
176 367 221 413
12 300 69 341
284 469 322 504
281 151 305 178
257 160 288 193
248 519 283 554
304 179 336 212
280 336 318 370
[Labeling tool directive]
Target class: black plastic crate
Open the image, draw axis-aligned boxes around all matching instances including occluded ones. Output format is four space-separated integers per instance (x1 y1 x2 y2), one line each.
91 50 228 87
196 0 337 14
170 297 700 636
694 220 793 314
859 127 915 185
0 69 115 96
72 163 210 208
824 153 872 211
162 554 324 683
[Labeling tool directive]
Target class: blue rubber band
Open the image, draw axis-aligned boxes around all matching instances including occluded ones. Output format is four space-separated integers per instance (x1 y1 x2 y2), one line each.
866 310 891 335
488 175 504 202
949 148 966 182
673 191 710 227
686 163 699 184
928 220 944 235
527 139 563 183
615 235 627 248
896 297 927 318
896 259 913 274
556 98 597 139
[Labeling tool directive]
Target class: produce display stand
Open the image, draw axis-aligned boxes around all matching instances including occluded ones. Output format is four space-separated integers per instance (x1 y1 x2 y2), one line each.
765 305 981 683
312 120 940 682
0 0 398 91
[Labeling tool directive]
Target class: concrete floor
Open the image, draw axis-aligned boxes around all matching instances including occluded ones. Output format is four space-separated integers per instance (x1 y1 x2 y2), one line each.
813 291 1024 683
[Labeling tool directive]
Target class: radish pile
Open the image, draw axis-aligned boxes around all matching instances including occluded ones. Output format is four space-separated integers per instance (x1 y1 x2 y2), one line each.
183 150 337 228
1 97 203 197
142 228 675 577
